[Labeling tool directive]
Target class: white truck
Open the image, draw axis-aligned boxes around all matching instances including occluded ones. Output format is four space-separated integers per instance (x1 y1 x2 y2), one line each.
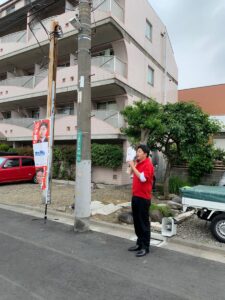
181 185 225 243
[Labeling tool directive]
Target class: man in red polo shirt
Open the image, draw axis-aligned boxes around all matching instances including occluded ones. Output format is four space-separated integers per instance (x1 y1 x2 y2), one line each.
128 144 154 257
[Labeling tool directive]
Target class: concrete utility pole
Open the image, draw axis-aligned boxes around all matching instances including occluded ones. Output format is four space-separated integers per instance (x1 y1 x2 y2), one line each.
44 20 59 220
74 0 92 232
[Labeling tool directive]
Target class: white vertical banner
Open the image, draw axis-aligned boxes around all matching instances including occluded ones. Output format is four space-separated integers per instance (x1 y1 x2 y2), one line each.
32 119 51 191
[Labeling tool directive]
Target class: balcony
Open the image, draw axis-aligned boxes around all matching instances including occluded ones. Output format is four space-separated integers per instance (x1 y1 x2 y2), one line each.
0 110 124 129
0 69 48 89
93 0 124 22
92 55 127 78
0 30 26 43
92 110 124 128
0 0 124 48
0 56 126 90
0 118 36 128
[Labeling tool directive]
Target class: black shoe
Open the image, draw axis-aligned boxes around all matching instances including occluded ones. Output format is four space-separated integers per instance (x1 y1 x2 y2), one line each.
128 245 142 252
135 249 149 257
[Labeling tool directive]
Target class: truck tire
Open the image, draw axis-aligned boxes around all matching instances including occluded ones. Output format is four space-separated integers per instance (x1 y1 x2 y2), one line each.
210 213 225 243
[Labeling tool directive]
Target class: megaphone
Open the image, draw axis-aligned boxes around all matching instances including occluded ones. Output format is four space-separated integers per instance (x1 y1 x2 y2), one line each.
161 217 177 237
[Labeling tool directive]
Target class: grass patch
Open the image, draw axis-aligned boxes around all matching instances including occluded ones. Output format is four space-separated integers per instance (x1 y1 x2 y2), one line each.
150 203 174 217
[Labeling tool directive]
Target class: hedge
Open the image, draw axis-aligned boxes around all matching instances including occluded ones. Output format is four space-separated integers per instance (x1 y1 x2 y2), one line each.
0 143 123 180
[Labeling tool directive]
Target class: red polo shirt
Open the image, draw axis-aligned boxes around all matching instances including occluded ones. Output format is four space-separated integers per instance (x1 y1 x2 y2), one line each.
132 158 154 200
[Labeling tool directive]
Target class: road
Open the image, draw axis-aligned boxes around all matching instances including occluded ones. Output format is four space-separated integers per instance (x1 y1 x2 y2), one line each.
0 208 225 300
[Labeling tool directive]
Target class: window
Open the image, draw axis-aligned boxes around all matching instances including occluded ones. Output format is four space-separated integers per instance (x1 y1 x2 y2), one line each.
145 20 152 41
4 158 20 168
2 111 11 119
22 158 34 167
147 66 154 86
97 101 117 110
57 104 74 115
31 109 39 119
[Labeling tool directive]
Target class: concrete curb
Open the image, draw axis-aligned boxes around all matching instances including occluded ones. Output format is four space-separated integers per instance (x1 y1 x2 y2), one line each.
1 202 225 263
0 203 165 245
166 237 225 256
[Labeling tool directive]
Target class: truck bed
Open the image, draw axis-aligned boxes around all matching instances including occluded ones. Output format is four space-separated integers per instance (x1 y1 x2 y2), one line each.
181 185 225 211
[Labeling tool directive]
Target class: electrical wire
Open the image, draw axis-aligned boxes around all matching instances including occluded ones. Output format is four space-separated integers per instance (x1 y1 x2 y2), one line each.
0 0 60 37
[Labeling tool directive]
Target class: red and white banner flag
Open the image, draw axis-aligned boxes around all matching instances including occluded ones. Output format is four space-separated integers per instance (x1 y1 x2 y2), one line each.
32 119 50 190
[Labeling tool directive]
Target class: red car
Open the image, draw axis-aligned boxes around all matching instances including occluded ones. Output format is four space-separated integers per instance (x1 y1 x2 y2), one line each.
0 156 37 184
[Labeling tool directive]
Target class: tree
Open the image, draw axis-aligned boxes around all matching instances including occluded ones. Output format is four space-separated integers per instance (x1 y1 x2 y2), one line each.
121 100 220 198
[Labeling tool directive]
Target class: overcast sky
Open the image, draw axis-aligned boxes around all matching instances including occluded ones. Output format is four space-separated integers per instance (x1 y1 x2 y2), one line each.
149 0 225 89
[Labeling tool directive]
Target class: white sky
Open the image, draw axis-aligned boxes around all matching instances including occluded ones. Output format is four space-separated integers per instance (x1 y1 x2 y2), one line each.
149 0 225 89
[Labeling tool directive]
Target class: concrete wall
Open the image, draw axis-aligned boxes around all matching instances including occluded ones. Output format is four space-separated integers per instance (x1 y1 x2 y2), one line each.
171 167 225 186
92 165 132 185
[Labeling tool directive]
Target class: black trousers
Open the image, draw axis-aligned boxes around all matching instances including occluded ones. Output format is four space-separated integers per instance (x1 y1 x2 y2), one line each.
132 196 151 250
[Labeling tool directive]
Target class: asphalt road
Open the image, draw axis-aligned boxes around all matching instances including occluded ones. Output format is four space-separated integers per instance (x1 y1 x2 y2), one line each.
0 208 225 300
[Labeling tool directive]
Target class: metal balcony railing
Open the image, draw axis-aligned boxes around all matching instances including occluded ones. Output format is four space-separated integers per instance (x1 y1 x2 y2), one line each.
93 0 124 22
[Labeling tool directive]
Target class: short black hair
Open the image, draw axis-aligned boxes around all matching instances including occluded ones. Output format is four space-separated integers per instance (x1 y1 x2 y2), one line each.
137 144 150 157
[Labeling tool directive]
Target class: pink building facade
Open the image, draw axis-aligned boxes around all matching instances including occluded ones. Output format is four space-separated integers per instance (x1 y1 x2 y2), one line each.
0 0 178 184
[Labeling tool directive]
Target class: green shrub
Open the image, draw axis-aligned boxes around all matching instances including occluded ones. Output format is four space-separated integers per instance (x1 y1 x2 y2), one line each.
3 143 123 180
150 203 174 217
91 143 123 169
169 176 190 195
0 143 10 151
8 146 33 156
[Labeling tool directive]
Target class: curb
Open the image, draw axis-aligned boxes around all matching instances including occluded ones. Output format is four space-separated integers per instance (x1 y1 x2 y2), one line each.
0 203 165 245
166 237 225 256
1 202 225 263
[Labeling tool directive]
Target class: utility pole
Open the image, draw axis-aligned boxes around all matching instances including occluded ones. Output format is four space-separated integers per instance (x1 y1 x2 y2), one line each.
74 0 92 232
44 20 59 220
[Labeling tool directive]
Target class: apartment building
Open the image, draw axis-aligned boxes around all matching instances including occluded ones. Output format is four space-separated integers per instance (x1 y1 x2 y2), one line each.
179 84 225 150
0 0 178 184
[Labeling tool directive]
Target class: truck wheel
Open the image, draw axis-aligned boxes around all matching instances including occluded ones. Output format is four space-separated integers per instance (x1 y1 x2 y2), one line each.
210 214 225 243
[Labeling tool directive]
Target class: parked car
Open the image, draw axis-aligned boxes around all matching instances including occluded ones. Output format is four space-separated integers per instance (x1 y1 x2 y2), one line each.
0 156 37 184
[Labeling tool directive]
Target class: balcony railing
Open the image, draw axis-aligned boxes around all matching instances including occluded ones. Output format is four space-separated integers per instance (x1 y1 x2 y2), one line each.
92 0 124 22
92 110 124 128
0 118 37 128
0 111 124 129
0 56 126 89
0 69 48 89
0 30 26 43
0 0 124 44
92 55 126 77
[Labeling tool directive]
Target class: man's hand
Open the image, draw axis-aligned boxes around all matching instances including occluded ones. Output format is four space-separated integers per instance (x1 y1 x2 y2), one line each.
128 160 135 169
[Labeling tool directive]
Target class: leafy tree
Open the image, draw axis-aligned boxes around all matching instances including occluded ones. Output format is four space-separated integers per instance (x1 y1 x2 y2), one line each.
121 100 220 198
